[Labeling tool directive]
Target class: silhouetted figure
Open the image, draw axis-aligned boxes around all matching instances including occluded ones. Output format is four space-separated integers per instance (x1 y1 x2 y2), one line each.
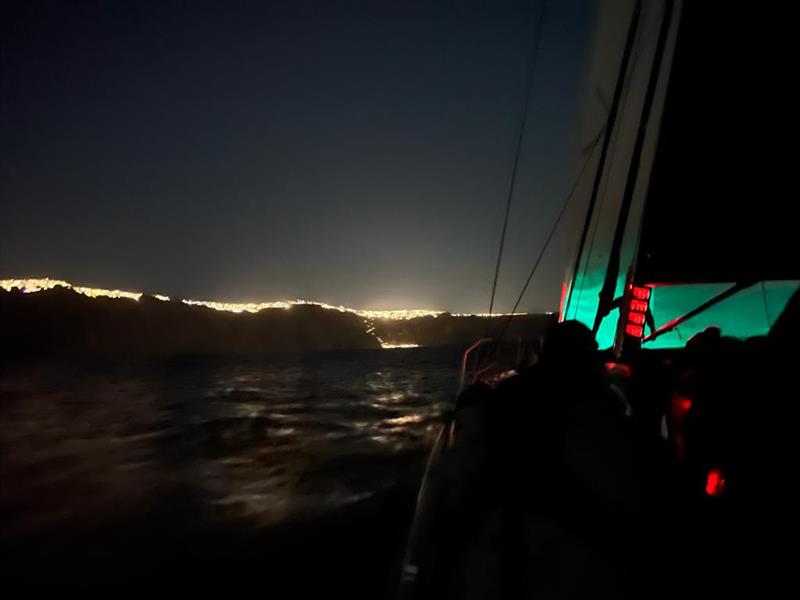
406 321 669 599
685 325 721 350
661 289 800 597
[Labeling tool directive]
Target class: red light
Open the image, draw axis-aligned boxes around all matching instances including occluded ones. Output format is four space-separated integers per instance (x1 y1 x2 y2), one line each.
630 299 649 313
705 469 725 496
632 286 651 300
605 361 632 378
625 323 643 338
670 394 692 461
558 282 568 320
671 393 692 418
628 311 646 325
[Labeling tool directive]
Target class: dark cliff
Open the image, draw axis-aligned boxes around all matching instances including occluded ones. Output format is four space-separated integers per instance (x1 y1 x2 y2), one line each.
0 288 381 357
1 288 555 357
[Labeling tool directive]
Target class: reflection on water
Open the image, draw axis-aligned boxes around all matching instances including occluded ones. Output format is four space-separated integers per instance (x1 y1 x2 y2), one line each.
0 348 458 537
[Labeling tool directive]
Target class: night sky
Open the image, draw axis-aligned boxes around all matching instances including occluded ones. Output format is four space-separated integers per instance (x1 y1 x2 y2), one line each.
2 0 594 313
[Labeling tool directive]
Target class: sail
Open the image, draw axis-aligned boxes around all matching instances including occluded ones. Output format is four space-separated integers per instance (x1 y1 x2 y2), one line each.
561 0 683 347
562 0 798 349
636 2 798 285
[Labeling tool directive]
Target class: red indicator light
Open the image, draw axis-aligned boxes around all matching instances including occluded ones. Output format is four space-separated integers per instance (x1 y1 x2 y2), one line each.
632 286 651 300
671 393 692 418
625 323 643 338
628 311 646 325
630 299 649 313
605 361 632 378
558 282 568 320
705 469 725 496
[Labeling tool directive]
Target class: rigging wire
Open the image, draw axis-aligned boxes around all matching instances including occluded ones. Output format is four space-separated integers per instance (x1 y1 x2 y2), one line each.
573 33 644 316
487 0 548 317
492 133 604 348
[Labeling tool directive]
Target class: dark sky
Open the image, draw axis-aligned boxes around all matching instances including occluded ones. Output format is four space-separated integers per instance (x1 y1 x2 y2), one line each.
1 0 594 313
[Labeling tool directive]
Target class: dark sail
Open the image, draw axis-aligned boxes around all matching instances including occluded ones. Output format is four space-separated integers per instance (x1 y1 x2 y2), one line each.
636 2 797 284
562 0 798 349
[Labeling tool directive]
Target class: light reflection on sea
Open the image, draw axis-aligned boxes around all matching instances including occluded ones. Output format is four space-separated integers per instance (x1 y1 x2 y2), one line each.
0 348 458 536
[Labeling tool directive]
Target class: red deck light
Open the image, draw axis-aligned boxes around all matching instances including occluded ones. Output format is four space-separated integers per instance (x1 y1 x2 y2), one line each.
625 323 644 338
705 469 725 496
624 286 652 339
628 311 646 325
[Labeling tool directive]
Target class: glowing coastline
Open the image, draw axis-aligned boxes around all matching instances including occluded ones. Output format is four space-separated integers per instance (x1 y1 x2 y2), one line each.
2 277 529 349
2 277 526 320
1 278 143 301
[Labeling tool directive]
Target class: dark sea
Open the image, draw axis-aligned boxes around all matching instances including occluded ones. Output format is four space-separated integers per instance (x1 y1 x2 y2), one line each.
0 347 461 598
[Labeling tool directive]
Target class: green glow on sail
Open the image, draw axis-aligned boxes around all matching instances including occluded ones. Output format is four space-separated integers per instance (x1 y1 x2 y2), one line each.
643 281 799 348
565 274 798 350
563 267 625 349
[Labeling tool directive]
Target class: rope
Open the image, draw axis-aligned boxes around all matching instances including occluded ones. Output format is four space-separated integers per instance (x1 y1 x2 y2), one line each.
487 0 548 317
573 35 643 315
493 134 603 347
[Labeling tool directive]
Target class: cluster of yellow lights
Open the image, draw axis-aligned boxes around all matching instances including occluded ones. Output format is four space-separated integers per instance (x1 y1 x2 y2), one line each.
181 298 293 313
180 299 524 320
2 278 529 349
379 343 421 349
180 298 490 320
1 278 142 302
